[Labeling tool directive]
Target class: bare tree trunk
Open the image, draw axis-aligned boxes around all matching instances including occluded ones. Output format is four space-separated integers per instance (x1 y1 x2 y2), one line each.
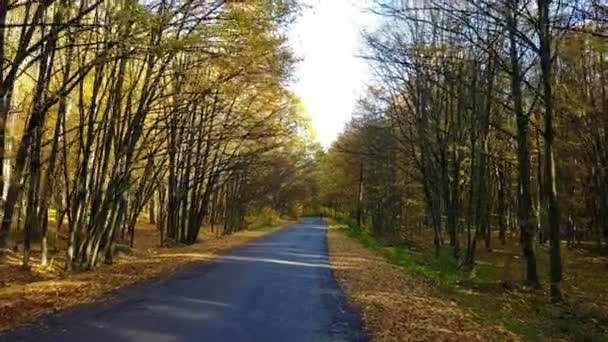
508 0 540 288
356 160 364 228
0 0 7 207
497 162 508 245
536 127 546 244
149 195 156 225
448 151 461 259
538 0 563 302
24 128 41 269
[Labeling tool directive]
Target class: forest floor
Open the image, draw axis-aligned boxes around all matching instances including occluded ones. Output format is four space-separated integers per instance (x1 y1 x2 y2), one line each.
327 223 518 341
327 220 608 341
0 221 289 333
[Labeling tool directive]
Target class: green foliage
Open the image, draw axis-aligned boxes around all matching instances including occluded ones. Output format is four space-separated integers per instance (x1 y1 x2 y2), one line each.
288 202 304 219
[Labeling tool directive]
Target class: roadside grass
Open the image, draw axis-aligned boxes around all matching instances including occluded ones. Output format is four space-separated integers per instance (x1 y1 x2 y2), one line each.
334 222 608 342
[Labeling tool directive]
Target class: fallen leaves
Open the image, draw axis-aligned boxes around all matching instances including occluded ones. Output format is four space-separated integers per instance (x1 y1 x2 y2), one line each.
327 227 519 342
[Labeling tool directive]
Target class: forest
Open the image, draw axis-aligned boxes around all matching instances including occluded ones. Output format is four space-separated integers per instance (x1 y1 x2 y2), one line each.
317 0 608 339
0 0 321 271
0 1 330 331
1 0 608 340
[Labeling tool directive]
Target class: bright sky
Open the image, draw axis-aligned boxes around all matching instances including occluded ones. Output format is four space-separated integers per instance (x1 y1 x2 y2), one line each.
288 0 378 149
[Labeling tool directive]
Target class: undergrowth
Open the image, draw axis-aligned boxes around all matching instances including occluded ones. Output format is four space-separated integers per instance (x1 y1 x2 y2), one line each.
245 207 283 230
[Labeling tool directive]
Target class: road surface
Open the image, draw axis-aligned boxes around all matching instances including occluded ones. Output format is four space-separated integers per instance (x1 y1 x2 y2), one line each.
2 218 366 342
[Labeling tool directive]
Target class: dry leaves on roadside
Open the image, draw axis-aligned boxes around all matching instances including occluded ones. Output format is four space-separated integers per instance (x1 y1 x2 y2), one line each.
327 228 519 342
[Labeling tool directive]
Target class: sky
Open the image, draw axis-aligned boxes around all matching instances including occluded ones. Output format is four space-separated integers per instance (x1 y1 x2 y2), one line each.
288 0 379 149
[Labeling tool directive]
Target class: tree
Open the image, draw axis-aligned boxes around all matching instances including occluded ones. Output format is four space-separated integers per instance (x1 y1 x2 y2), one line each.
319 0 606 302
0 0 307 271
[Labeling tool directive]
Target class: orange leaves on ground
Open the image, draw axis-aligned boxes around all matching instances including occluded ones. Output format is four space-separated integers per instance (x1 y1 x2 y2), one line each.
327 228 519 342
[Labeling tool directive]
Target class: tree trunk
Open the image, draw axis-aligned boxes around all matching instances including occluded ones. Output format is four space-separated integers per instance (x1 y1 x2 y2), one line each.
149 195 156 225
356 160 363 228
538 0 563 302
508 0 540 288
497 162 507 245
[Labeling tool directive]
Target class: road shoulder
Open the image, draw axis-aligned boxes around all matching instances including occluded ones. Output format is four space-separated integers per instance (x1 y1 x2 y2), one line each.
326 223 518 341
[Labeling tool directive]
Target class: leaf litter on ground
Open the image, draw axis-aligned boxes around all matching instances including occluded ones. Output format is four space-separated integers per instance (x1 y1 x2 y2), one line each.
327 225 519 342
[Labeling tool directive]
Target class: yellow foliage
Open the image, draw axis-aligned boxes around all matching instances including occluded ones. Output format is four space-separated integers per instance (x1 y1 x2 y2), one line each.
245 207 282 229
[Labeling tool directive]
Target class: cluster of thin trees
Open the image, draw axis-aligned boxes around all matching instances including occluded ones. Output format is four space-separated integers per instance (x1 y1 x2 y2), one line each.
321 0 607 302
0 0 310 271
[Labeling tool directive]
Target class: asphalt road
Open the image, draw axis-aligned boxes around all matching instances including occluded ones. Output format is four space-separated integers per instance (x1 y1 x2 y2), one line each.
2 218 366 342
